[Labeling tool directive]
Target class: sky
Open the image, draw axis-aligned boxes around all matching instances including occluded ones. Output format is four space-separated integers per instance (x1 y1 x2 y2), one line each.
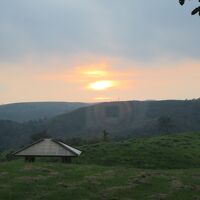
0 0 200 103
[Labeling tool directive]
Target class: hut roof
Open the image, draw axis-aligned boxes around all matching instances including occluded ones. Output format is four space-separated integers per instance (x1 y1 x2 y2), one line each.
14 138 82 157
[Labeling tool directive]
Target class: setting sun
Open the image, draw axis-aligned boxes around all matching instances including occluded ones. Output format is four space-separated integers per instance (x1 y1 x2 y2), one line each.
88 80 116 91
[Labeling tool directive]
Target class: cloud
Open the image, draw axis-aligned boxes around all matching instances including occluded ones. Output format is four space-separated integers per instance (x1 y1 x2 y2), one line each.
0 1 199 103
0 0 200 64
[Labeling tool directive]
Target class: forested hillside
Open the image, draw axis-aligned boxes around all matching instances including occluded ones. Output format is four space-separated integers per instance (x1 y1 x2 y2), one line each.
46 99 200 138
0 102 88 122
0 99 200 149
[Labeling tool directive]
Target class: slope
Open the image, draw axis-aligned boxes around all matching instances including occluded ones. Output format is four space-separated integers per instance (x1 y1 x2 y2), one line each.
78 132 200 169
0 102 89 122
46 99 200 138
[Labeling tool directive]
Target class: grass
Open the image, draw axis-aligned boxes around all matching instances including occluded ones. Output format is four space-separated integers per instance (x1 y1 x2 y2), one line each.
1 132 200 199
78 132 200 169
0 160 200 200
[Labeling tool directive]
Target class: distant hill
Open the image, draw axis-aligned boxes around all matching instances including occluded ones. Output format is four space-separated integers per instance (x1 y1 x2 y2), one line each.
78 132 200 169
46 99 200 139
0 99 200 149
0 102 89 122
0 120 25 149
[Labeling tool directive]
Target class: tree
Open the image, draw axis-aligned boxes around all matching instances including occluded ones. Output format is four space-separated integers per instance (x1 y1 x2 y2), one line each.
64 137 84 147
30 131 49 142
158 116 174 134
179 0 200 15
102 130 110 142
0 150 14 162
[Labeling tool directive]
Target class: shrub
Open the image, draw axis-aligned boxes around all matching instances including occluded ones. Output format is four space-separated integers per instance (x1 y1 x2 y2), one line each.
0 150 14 162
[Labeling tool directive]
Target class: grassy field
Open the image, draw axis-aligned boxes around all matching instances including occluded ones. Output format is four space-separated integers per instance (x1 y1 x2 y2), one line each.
1 132 200 200
0 160 200 200
78 132 200 169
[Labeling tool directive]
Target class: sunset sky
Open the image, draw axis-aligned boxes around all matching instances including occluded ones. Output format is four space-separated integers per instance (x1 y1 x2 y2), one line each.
0 0 200 103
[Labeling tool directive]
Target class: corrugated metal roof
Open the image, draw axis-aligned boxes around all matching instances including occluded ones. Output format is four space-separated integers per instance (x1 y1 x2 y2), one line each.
14 138 82 157
58 141 82 156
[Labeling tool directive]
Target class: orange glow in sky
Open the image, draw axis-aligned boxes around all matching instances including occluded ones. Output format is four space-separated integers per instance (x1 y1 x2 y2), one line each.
83 70 107 77
1 58 200 104
87 80 116 91
94 97 112 101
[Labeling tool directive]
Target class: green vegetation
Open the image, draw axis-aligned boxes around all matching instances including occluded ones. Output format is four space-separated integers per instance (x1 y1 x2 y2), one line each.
30 131 50 142
0 161 200 200
1 99 200 149
0 102 88 122
0 132 200 199
47 99 200 140
78 132 200 169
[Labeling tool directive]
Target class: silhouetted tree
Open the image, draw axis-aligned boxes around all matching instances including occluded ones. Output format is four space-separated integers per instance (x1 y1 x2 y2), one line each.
86 137 101 145
64 137 85 147
0 150 14 161
179 0 200 15
158 116 174 134
30 131 49 142
102 130 110 142
64 137 101 146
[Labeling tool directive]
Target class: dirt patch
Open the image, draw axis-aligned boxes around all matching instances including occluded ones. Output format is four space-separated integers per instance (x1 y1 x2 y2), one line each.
102 170 115 177
192 174 200 180
0 172 9 177
57 181 81 190
57 182 69 188
84 171 114 185
150 193 168 200
0 184 10 189
17 175 48 182
128 172 154 186
171 179 183 189
22 164 34 171
100 185 134 200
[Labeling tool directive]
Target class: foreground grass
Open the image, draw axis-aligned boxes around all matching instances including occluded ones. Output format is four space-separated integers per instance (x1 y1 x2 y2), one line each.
0 160 200 200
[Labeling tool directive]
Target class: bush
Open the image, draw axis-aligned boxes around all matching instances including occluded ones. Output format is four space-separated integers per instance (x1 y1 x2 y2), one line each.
0 150 14 162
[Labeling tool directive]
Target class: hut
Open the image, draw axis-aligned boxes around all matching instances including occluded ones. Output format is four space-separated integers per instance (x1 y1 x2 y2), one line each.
14 138 82 163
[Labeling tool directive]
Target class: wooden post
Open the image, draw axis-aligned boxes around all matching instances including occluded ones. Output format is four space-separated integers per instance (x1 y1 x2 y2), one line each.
25 156 35 162
31 156 35 162
67 157 72 163
25 156 29 162
61 157 72 163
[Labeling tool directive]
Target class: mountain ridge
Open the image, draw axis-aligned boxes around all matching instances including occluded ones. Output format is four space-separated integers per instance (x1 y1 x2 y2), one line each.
46 99 200 138
0 99 200 149
0 101 89 122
